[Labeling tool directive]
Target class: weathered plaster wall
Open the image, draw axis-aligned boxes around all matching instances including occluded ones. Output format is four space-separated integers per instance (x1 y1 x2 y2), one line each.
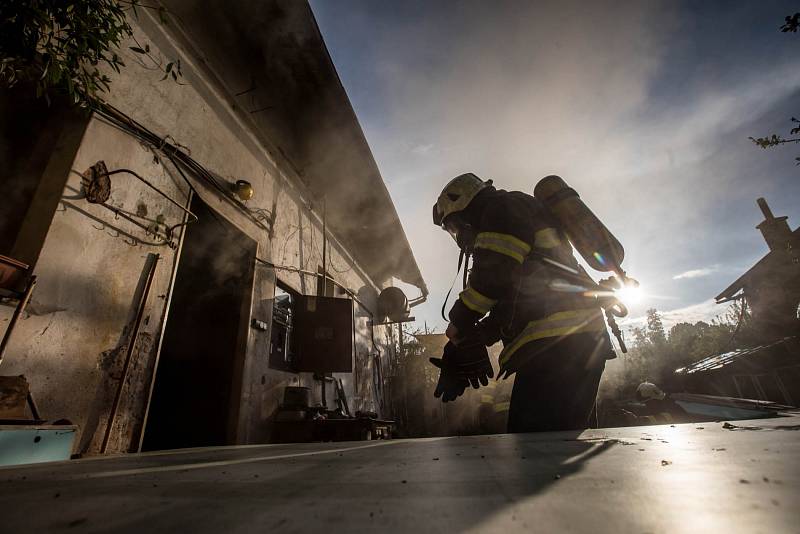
0 16 395 453
0 119 188 455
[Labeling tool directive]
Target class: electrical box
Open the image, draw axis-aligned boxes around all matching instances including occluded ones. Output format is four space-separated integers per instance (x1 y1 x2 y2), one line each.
292 296 354 373
269 290 294 371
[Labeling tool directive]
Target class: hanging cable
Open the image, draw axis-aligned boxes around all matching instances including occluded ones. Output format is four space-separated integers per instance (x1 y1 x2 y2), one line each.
93 101 271 233
440 250 467 321
254 257 374 317
99 168 198 238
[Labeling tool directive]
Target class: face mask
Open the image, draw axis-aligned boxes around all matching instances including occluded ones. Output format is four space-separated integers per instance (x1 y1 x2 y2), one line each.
442 217 476 252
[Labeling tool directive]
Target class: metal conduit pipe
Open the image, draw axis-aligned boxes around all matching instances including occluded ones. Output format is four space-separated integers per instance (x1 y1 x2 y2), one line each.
100 168 199 233
255 257 374 317
94 103 272 234
100 253 160 453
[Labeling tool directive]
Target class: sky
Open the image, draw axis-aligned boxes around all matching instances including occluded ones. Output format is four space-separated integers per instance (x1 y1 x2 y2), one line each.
310 0 800 335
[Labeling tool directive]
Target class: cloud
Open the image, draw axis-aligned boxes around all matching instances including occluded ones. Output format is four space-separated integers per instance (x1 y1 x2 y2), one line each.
673 267 718 280
410 143 435 156
345 0 681 329
312 0 800 331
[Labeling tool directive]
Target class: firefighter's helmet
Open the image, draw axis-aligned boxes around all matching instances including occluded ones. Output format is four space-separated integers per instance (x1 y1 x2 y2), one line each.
636 381 666 401
432 173 489 227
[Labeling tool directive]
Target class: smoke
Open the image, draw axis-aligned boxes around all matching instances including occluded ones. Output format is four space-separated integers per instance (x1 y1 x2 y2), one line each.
312 0 800 330
352 0 675 327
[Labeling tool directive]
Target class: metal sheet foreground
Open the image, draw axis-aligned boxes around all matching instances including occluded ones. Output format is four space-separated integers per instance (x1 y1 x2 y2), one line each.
0 425 77 467
0 416 798 533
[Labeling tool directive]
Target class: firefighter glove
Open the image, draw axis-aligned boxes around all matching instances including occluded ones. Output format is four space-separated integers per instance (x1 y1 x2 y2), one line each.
430 358 469 402
431 339 494 395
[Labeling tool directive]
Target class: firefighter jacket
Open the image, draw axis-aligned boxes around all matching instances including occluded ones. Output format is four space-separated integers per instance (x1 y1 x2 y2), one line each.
447 188 614 376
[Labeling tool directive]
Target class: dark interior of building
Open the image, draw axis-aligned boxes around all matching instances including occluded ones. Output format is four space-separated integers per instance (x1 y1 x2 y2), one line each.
142 196 256 451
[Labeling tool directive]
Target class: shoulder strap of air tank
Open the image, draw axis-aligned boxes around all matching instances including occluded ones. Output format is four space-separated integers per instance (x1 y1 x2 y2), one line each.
441 249 467 321
463 252 470 289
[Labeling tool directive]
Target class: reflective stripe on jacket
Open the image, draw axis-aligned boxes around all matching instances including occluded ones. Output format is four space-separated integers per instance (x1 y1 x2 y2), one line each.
448 189 567 332
458 286 498 315
493 401 510 413
499 308 607 367
474 232 532 263
479 380 511 434
447 188 603 358
455 231 532 315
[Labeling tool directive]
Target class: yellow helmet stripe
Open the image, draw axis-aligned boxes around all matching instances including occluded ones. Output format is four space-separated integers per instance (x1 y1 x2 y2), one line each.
458 286 498 315
474 232 532 263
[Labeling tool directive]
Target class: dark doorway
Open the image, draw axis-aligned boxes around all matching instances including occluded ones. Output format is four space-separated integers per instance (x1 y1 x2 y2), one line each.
142 196 256 451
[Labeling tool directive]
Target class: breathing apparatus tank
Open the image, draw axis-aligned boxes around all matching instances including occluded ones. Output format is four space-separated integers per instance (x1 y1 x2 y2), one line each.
534 175 635 353
533 175 626 278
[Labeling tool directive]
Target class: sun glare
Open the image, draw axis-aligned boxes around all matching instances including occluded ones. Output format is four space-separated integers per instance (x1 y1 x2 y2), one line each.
616 283 643 307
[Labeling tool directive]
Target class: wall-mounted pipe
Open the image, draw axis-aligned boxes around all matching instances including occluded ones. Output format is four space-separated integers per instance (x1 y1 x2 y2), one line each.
100 253 160 453
321 198 328 297
408 289 428 308
94 103 271 235
255 257 374 317
137 192 194 452
100 168 198 237
0 276 37 367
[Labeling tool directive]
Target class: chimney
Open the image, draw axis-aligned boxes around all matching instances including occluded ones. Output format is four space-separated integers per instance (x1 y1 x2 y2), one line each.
756 197 792 252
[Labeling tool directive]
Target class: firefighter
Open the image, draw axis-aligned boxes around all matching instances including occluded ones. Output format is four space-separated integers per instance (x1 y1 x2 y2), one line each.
430 173 617 433
478 377 513 434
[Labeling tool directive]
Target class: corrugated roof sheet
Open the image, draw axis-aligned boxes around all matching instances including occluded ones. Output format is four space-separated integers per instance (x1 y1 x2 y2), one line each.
675 337 796 375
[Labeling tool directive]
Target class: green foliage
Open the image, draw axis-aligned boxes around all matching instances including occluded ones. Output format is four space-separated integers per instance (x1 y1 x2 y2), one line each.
613 303 758 397
0 0 180 108
645 308 667 346
749 117 800 165
391 329 438 389
781 12 800 33
749 14 800 165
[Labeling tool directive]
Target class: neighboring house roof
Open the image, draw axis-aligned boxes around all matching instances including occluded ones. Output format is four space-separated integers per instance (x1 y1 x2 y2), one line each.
160 0 426 292
716 227 800 302
715 251 774 302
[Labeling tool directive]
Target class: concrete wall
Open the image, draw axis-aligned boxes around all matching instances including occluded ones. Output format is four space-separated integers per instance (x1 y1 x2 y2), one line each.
0 16 395 454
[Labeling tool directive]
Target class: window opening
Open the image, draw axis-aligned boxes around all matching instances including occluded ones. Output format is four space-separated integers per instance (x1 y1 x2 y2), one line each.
269 283 297 371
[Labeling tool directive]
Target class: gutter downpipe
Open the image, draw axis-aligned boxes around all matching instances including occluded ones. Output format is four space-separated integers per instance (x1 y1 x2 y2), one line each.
408 286 428 308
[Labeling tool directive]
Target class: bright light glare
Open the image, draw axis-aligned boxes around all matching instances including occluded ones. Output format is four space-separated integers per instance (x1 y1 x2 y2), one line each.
616 284 643 306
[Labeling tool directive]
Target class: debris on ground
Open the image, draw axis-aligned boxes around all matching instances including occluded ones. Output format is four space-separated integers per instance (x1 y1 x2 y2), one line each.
723 422 763 431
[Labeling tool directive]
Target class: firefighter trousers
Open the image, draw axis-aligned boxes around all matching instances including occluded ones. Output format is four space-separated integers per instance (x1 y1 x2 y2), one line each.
506 333 607 433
